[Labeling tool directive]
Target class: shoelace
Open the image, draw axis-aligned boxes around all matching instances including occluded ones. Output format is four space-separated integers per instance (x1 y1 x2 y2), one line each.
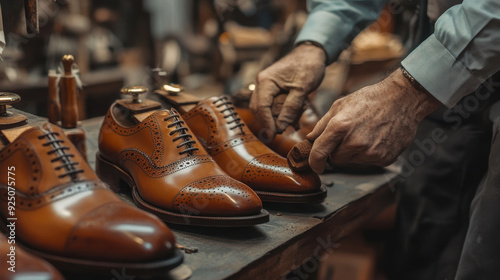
164 112 199 156
38 131 84 179
212 96 245 135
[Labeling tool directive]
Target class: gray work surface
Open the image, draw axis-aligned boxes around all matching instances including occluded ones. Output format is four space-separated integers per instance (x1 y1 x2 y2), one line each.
80 116 398 280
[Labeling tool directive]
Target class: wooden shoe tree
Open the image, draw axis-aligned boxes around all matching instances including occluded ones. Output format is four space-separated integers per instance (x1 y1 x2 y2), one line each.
117 86 161 122
0 93 32 149
155 84 200 114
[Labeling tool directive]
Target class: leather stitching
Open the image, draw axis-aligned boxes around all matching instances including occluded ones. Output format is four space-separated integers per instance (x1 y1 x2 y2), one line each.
0 180 105 210
105 110 165 167
204 134 258 156
118 149 214 178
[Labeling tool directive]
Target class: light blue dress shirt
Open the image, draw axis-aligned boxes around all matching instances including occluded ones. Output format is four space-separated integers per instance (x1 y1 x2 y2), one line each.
296 0 500 108
295 0 386 64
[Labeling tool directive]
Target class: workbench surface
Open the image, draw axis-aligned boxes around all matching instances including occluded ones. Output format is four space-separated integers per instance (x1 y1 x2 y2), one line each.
79 116 398 280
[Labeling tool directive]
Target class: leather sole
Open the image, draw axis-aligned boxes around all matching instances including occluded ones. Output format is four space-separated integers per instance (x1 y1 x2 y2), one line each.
96 153 270 227
254 186 328 203
0 218 183 278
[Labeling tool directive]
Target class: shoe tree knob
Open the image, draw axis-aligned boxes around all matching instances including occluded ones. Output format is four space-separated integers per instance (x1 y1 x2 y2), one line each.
0 92 28 130
121 86 148 103
151 67 183 96
0 92 21 116
161 84 183 96
117 86 161 115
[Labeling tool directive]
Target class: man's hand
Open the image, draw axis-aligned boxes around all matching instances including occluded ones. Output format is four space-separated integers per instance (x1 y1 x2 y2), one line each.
250 43 327 140
307 69 442 174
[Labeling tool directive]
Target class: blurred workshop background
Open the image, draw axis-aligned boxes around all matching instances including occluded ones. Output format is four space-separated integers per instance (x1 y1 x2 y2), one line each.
0 2 410 279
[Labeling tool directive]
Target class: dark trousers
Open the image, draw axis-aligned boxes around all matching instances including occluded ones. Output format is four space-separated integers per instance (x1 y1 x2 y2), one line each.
455 117 500 279
388 116 491 280
387 76 500 280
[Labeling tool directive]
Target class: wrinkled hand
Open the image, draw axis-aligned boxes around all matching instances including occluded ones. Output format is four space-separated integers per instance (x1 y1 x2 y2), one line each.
250 43 326 140
307 69 442 174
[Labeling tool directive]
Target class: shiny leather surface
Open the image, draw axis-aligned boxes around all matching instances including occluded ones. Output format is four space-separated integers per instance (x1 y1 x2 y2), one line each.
0 124 176 262
0 233 64 280
236 107 318 158
98 104 262 216
182 97 321 194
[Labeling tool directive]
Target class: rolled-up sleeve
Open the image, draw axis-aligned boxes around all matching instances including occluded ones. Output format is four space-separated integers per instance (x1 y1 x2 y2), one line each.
402 0 500 108
295 0 387 64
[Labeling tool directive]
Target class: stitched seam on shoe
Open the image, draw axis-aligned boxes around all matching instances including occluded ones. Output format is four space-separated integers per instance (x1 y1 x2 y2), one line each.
105 110 164 136
205 134 258 157
0 180 105 210
1 139 43 195
118 149 214 178
240 153 280 183
105 112 165 167
171 175 252 212
183 104 222 147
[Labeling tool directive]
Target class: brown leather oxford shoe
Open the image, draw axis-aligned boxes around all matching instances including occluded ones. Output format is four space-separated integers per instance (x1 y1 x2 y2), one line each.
235 107 304 158
97 104 268 226
161 94 326 203
232 88 319 158
0 233 64 280
0 124 182 276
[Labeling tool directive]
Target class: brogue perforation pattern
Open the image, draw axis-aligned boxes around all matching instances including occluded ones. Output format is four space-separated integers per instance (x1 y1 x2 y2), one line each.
0 139 42 196
118 149 214 178
205 133 257 156
183 104 220 146
172 175 254 209
0 181 105 210
105 111 165 166
241 153 301 183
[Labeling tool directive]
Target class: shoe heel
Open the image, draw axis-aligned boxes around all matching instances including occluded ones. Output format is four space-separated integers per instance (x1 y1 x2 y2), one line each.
95 153 128 192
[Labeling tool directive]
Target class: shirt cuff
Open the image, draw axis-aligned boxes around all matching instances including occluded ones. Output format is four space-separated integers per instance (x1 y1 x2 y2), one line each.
401 34 484 108
295 10 351 65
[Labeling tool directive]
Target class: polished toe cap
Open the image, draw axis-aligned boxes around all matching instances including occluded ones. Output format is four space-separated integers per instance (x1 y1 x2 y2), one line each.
172 175 262 216
241 153 322 193
65 202 176 262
